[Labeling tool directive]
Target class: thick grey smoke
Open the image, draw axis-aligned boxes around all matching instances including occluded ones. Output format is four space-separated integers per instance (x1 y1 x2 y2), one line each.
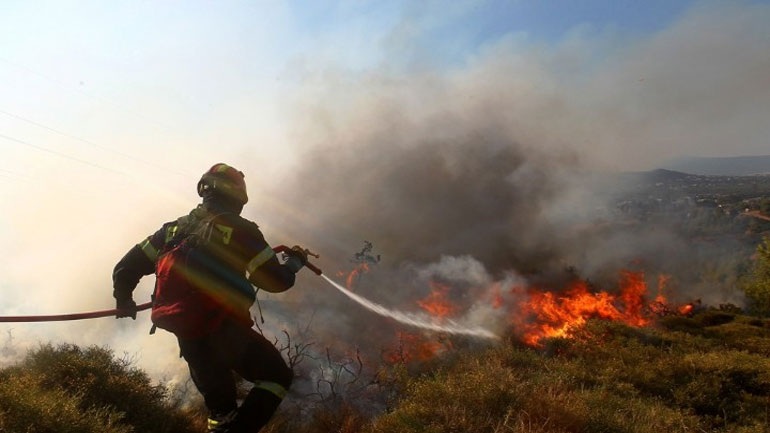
258 0 770 356
284 2 761 257
286 131 585 275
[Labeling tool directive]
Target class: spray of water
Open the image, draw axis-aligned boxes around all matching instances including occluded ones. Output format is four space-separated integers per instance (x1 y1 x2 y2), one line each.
321 274 499 340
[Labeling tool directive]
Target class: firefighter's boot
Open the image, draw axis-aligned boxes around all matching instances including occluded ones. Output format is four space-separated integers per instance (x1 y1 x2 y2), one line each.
207 410 237 433
229 383 285 432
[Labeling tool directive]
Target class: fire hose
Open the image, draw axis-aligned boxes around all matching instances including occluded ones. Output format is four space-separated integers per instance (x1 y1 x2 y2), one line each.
0 245 320 323
0 302 153 323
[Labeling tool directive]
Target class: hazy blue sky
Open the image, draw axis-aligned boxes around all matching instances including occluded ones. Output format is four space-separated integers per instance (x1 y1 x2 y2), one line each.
1 0 769 381
1 1 767 177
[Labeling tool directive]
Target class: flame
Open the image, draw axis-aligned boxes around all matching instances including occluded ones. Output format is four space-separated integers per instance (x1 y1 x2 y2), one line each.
337 262 371 290
381 282 459 363
489 282 504 309
678 304 694 316
335 259 694 361
416 281 457 318
512 270 662 347
657 274 671 291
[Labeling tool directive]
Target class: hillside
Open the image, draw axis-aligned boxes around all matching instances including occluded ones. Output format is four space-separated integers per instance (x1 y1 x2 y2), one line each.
615 168 770 199
662 155 770 176
3 308 769 433
362 310 770 433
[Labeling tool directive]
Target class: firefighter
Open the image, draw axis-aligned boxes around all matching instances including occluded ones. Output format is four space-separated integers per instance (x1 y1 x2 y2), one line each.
112 163 307 433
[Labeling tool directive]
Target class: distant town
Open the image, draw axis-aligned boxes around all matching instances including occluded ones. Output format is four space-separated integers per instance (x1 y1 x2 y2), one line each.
612 168 770 239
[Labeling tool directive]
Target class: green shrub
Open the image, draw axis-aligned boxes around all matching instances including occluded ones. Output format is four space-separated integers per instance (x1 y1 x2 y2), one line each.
669 350 770 428
707 318 770 356
695 310 736 326
742 236 770 316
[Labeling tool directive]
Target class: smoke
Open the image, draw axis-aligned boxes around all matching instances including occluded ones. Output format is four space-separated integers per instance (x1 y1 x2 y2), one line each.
248 0 770 371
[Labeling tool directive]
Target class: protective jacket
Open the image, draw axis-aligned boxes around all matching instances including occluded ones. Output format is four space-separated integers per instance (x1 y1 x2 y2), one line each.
112 201 296 330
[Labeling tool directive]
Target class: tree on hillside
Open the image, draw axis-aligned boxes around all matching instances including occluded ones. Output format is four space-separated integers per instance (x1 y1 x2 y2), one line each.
742 236 770 316
760 198 770 215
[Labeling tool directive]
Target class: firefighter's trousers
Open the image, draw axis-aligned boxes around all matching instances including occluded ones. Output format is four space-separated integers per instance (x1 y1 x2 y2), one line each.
178 319 293 431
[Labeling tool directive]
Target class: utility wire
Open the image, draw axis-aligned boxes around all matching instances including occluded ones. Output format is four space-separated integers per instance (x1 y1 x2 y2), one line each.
0 57 199 179
0 167 29 183
0 108 193 178
0 132 127 176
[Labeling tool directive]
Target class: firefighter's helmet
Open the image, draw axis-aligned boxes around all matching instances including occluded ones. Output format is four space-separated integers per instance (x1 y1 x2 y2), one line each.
197 163 248 205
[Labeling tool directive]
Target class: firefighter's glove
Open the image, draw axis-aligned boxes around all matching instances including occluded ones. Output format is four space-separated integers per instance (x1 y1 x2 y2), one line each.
290 245 309 263
115 296 137 320
284 245 308 273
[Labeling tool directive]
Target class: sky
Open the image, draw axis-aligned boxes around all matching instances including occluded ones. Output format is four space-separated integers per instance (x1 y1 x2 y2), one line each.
1 0 770 393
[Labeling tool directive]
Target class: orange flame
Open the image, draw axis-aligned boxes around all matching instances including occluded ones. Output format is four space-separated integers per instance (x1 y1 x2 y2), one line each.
489 282 504 309
416 281 457 318
512 270 663 347
381 281 461 364
335 260 692 361
337 262 371 290
678 304 694 316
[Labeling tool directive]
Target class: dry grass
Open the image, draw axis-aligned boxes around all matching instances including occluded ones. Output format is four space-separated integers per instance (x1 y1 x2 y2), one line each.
0 343 200 433
2 309 769 433
361 312 770 433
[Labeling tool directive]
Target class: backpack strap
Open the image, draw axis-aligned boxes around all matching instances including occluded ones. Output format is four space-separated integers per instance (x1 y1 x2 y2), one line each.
149 214 195 336
162 215 194 252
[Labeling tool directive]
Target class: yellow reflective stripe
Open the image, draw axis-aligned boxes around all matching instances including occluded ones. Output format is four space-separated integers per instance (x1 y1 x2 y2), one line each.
207 418 220 431
207 412 235 431
247 246 275 274
139 238 159 262
214 224 233 245
254 380 287 399
164 225 179 243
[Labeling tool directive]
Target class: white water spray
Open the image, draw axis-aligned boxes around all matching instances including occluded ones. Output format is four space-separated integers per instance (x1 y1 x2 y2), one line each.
321 274 499 340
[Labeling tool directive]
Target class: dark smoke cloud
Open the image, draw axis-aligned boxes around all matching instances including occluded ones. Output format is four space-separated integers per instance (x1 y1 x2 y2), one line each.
270 0 769 284
286 131 585 276
251 3 770 368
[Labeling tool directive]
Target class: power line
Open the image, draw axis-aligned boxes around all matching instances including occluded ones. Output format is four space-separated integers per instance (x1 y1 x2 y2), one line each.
0 108 194 178
0 57 200 179
0 132 127 176
0 167 30 183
